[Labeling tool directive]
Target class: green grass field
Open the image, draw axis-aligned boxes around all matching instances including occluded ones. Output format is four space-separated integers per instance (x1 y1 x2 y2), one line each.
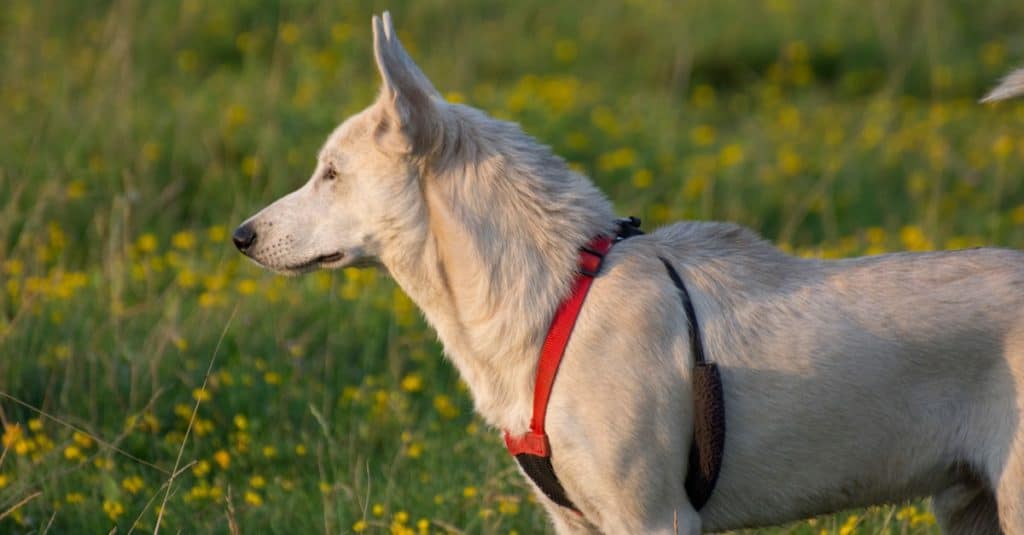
2 0 1024 532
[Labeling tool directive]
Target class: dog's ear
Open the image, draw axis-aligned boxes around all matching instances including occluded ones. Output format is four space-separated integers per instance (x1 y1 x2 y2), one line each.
372 11 441 154
982 67 1024 103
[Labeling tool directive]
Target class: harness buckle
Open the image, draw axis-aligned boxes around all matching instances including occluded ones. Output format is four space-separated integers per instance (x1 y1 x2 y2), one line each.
577 248 604 277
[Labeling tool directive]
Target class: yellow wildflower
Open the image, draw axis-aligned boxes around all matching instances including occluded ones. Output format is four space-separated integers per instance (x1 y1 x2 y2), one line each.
250 475 266 489
244 490 262 506
122 475 145 494
103 499 124 520
72 431 93 448
2 423 23 448
352 520 368 533
63 445 83 461
213 449 230 469
66 492 86 504
463 486 477 498
192 459 211 477
401 373 423 393
171 231 196 250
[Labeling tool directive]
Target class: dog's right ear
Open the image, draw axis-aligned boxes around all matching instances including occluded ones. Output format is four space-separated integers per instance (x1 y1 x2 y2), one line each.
371 12 441 154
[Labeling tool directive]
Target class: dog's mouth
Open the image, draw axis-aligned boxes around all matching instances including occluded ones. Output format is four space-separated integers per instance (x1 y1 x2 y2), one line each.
287 251 346 272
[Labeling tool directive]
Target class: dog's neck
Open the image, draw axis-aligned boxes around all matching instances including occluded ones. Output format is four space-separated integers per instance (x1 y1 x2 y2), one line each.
379 108 615 431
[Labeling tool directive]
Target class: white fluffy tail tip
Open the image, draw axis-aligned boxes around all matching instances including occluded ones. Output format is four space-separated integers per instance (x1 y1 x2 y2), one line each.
982 68 1024 103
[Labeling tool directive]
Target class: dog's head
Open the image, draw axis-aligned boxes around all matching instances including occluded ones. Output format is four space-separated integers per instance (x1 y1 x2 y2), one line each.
232 12 440 274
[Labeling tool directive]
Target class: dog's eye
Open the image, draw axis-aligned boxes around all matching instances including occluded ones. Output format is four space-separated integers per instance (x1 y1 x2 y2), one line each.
323 167 338 181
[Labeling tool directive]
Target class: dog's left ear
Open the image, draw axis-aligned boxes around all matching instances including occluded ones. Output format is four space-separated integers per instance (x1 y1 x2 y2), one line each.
372 11 441 154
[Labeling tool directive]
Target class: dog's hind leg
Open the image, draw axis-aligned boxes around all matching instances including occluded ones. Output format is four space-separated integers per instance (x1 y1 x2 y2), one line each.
933 480 1002 535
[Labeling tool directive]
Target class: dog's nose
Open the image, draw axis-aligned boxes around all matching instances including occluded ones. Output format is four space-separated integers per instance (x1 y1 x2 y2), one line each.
232 223 257 252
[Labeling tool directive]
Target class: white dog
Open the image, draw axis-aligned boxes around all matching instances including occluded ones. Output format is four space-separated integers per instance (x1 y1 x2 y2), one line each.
234 12 1024 534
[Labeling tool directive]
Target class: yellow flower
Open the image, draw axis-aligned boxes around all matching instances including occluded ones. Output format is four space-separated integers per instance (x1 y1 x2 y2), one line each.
2 423 23 448
0 474 8 488
372 503 385 516
192 460 211 477
553 39 577 63
213 449 230 469
142 142 161 162
63 445 83 461
279 23 299 44
263 371 282 385
171 231 196 250
103 499 124 520
463 486 477 498
94 457 114 470
690 125 716 147
352 520 368 533
233 414 248 430
249 475 266 489
630 168 653 189
295 444 307 456
838 514 859 535
241 156 261 177
719 144 745 168
122 475 145 494
27 418 43 432
400 373 423 393
225 104 248 127
66 179 86 199
66 492 86 504
243 490 262 506
72 431 93 448
433 395 459 419
236 279 258 295
900 225 933 252
192 388 211 402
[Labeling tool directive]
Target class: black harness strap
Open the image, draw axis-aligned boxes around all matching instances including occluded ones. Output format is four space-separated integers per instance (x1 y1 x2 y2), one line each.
513 453 578 510
659 257 726 510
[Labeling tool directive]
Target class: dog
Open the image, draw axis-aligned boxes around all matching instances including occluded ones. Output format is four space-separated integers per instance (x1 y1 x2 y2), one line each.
233 12 1024 534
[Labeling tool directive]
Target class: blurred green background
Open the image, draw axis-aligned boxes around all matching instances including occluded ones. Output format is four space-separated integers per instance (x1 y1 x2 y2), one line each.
2 0 1024 532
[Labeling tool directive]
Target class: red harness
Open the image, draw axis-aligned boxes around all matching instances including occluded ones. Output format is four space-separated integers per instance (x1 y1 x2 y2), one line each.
503 234 613 459
502 233 612 512
502 222 725 515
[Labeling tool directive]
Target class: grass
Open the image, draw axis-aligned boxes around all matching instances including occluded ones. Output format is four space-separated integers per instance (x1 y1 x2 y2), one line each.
1 0 1024 532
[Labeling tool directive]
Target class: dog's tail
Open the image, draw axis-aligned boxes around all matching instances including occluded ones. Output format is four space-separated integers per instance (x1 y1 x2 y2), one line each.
982 67 1024 102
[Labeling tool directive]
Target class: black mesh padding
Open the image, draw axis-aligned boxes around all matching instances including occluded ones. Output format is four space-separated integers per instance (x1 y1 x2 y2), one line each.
684 362 726 510
514 453 579 512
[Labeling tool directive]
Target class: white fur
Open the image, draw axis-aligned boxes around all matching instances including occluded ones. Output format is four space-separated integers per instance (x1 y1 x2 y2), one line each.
236 13 1024 533
983 67 1024 102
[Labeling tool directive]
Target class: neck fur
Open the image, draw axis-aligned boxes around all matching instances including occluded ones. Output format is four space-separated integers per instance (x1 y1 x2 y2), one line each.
380 105 615 430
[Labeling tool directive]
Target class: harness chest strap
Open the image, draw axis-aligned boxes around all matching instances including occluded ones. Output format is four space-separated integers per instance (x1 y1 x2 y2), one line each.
503 221 726 514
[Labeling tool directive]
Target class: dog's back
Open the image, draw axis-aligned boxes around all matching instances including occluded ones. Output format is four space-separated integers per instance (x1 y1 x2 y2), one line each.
648 222 1024 529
